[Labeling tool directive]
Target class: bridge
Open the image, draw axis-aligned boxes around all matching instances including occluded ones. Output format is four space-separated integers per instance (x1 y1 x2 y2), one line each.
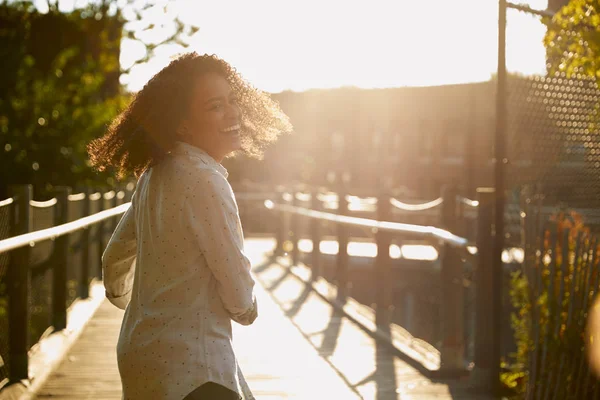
0 183 500 399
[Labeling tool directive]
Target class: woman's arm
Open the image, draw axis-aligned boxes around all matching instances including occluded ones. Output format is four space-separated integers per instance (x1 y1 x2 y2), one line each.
102 197 137 310
184 170 258 326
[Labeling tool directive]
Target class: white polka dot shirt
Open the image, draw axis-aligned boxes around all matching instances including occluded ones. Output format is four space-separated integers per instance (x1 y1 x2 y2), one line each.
102 141 257 400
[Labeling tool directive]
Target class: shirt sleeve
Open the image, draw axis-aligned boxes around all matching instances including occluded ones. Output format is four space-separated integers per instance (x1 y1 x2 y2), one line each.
102 196 137 310
183 170 258 326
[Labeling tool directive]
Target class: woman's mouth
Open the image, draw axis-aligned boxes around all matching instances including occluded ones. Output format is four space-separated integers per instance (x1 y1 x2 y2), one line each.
222 124 241 136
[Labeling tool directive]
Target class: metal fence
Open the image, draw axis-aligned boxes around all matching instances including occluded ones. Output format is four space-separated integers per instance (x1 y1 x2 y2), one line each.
497 1 600 397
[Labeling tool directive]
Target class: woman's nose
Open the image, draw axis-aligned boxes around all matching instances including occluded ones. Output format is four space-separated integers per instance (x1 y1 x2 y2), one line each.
227 103 241 119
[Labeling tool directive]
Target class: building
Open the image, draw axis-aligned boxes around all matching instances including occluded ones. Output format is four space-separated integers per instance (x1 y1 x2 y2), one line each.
260 72 600 208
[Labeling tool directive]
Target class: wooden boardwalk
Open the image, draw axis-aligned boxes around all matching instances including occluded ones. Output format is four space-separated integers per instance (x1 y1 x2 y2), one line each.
32 238 492 400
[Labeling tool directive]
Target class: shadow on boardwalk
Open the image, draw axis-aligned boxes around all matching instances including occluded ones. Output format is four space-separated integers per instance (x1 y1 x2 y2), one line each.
248 238 495 400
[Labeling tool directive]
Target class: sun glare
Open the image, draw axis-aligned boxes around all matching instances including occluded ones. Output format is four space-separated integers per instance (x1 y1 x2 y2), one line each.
113 0 551 93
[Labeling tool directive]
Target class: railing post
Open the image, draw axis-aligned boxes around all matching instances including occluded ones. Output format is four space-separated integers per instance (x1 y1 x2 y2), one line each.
96 189 105 280
111 188 119 232
8 184 32 382
79 188 90 299
274 186 286 257
470 187 496 390
52 186 71 331
336 180 349 302
310 186 321 281
290 185 300 266
438 184 465 375
124 182 134 203
375 190 393 328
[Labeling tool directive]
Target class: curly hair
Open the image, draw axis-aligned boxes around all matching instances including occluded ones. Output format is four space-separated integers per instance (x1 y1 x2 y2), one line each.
87 52 292 180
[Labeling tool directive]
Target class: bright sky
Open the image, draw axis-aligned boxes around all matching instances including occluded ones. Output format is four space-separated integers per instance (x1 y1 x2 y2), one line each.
37 0 550 93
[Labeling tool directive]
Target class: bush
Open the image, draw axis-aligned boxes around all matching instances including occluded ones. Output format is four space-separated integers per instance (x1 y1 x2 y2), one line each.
508 210 600 398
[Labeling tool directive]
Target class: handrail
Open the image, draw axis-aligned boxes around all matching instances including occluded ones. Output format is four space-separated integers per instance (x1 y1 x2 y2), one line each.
264 200 470 248
30 198 58 208
389 197 443 212
0 203 130 254
0 198 14 207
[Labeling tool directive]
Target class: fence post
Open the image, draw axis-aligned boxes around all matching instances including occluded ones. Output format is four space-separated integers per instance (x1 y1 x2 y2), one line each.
470 187 496 390
375 189 393 328
124 182 134 203
96 189 105 280
290 185 300 266
79 188 90 299
111 188 118 232
7 184 32 382
310 186 321 281
336 180 349 302
437 184 465 376
273 186 285 257
52 186 71 331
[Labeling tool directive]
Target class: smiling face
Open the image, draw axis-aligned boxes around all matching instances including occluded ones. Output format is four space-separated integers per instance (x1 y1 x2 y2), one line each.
177 72 242 162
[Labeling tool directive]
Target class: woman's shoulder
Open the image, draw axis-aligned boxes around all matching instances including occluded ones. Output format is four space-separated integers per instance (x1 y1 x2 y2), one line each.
150 156 226 197
165 154 221 180
173 162 231 197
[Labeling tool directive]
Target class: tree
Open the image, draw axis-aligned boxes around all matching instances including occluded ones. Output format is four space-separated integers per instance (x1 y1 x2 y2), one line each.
544 0 600 80
0 0 199 198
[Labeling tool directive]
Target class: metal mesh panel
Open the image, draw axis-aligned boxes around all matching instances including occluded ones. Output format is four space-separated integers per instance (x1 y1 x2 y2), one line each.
506 73 600 209
503 5 600 395
0 200 12 385
29 202 55 347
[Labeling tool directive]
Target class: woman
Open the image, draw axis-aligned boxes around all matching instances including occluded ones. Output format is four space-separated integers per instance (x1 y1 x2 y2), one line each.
87 52 292 400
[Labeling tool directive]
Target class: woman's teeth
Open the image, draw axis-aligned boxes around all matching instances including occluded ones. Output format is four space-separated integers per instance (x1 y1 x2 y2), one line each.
222 124 241 133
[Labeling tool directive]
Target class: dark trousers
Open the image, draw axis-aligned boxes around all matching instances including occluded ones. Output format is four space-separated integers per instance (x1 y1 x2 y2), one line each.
182 382 241 400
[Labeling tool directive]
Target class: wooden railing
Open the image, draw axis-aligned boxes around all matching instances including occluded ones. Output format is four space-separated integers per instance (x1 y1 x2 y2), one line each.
0 182 500 390
256 184 499 383
0 184 132 387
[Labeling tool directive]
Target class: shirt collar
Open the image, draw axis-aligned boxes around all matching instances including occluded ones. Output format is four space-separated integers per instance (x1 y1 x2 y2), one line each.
171 141 229 178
